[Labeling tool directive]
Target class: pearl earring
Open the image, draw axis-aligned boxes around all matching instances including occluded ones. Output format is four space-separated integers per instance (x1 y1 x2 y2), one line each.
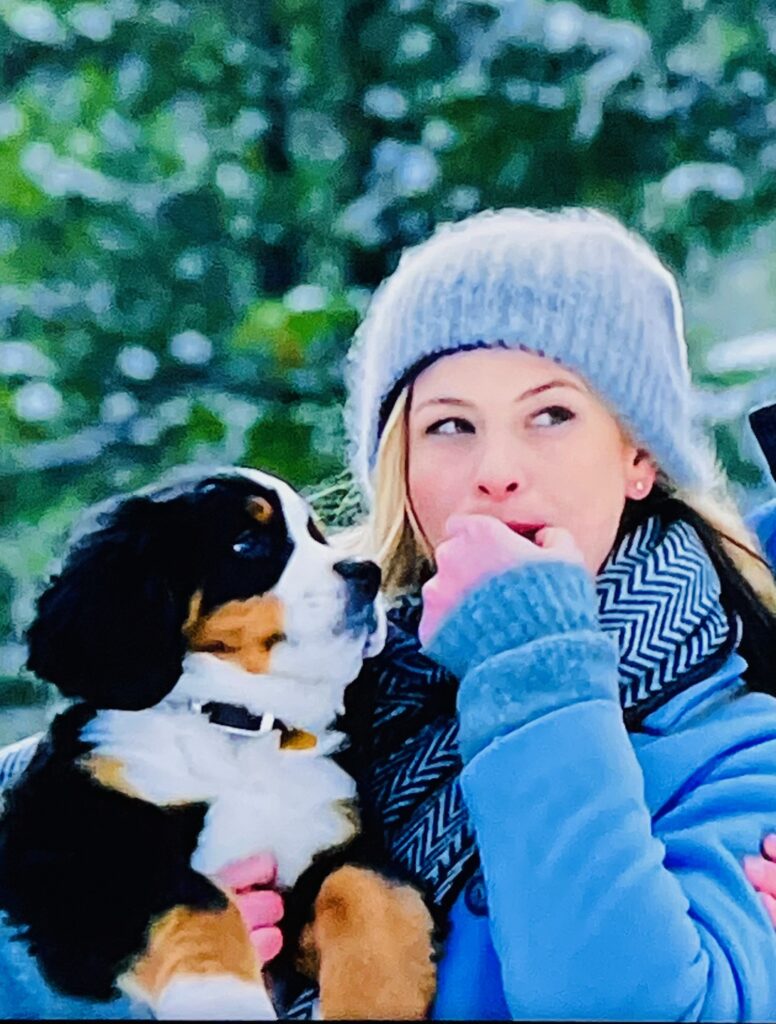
634 481 645 495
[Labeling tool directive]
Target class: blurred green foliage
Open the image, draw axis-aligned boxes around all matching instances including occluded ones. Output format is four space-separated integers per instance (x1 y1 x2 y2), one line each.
1 0 775 719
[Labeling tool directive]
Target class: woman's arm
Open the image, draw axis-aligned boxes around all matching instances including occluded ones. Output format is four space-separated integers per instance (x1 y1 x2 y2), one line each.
424 561 776 1021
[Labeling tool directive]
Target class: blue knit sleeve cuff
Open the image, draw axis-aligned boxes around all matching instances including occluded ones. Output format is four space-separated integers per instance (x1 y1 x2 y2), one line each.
456 632 620 763
421 561 600 681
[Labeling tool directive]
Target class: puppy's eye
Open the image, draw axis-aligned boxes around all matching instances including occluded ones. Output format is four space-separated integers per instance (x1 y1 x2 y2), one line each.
200 640 233 654
261 631 287 651
232 530 268 556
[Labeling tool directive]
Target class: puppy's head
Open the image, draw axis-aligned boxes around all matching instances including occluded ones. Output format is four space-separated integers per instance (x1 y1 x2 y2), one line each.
27 468 386 718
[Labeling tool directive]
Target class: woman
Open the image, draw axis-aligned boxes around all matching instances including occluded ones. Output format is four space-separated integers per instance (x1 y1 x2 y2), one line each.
293 207 776 1019
1 208 776 1020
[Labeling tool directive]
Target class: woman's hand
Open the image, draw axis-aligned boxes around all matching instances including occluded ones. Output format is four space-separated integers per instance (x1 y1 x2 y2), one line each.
215 853 284 964
419 514 585 647
743 835 776 927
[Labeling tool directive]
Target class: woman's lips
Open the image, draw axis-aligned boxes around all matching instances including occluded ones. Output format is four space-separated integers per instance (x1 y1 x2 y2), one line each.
506 523 545 542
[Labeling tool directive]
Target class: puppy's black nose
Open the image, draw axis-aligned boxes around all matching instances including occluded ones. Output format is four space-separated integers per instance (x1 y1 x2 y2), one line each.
333 559 381 602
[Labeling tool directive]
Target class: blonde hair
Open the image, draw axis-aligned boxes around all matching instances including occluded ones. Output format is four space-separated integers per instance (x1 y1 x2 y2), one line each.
333 387 432 596
334 384 776 616
678 485 776 614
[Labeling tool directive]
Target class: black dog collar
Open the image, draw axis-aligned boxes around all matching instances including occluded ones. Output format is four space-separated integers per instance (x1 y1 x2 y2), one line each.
190 700 317 749
198 700 275 733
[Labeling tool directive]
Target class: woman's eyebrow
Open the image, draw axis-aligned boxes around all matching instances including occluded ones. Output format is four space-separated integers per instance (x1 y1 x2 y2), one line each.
414 380 585 414
517 379 587 401
413 396 475 413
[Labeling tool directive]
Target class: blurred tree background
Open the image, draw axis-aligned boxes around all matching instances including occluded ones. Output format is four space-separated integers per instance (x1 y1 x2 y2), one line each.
1 0 775 741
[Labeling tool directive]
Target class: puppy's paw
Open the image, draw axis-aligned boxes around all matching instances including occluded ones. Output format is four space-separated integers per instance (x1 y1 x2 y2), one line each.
155 975 276 1020
311 865 436 1020
124 902 272 1019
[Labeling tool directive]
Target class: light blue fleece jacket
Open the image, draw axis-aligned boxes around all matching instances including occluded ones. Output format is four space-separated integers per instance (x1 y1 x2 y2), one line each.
425 552 776 1021
1 502 775 1019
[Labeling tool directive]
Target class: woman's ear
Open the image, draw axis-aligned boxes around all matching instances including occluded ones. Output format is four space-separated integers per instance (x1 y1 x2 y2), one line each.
26 497 191 710
625 448 658 501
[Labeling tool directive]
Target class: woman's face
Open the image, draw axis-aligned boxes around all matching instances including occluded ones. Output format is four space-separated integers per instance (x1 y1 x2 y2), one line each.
406 348 657 575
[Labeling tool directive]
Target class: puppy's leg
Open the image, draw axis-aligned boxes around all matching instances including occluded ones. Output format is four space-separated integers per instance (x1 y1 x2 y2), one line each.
121 901 276 1020
302 864 436 1020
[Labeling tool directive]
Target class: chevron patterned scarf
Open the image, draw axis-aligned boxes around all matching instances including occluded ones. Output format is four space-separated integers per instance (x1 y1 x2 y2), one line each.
354 515 737 912
284 515 737 1017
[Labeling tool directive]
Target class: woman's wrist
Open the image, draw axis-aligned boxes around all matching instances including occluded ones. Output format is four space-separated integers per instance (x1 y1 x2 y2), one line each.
421 560 601 681
455 630 620 763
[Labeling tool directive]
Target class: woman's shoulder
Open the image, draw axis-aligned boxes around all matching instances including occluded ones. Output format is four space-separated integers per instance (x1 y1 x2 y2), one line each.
642 652 776 733
636 653 776 781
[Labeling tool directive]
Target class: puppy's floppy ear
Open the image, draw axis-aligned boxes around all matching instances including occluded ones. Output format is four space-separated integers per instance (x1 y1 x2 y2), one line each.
26 495 192 710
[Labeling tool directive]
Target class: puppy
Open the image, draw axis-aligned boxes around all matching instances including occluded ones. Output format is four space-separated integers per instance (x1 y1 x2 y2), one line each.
0 467 437 1019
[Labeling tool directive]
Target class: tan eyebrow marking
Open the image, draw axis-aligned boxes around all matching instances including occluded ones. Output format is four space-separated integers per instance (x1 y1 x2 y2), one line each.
247 495 274 524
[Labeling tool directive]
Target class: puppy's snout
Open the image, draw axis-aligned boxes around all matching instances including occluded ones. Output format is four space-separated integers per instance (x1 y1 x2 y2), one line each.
333 559 381 605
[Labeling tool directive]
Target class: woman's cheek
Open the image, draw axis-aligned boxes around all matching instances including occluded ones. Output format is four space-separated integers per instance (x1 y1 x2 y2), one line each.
569 502 625 575
409 483 449 550
408 452 460 549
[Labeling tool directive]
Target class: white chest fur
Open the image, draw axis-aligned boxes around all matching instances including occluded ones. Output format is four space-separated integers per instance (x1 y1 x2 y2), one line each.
80 708 357 888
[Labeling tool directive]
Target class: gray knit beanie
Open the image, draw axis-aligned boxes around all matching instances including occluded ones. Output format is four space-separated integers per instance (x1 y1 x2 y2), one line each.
344 207 716 503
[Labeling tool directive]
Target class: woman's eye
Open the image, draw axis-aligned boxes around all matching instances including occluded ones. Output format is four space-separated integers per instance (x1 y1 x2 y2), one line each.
426 417 474 436
531 406 575 428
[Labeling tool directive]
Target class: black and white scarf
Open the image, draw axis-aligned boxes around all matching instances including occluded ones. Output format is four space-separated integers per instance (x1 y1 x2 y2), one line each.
285 515 737 1017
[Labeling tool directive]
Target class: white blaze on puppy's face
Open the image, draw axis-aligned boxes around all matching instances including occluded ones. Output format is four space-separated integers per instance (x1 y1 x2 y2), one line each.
259 473 385 680
168 468 387 735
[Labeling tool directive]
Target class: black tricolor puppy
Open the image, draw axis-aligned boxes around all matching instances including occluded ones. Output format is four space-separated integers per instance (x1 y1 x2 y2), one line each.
0 468 437 1020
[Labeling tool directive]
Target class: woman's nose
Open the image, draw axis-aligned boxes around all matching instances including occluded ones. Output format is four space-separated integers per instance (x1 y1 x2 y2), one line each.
472 436 522 498
476 479 519 497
